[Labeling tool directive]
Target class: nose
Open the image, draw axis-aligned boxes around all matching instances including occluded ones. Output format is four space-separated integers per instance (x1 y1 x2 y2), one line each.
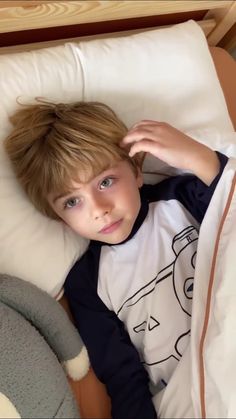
90 193 112 220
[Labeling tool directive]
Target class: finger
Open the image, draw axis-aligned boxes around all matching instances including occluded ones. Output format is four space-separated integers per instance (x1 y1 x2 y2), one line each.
131 119 162 128
129 139 163 158
122 128 161 146
130 120 167 132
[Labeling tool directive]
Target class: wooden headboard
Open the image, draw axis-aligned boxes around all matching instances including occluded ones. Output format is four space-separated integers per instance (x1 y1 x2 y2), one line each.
0 1 235 54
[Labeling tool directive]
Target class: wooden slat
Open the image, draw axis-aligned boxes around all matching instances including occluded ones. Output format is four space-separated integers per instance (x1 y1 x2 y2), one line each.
218 23 236 53
200 18 217 36
0 1 52 7
206 2 236 45
0 1 232 34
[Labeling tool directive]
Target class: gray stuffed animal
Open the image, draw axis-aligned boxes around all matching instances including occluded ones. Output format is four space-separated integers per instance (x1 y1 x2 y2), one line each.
0 273 89 418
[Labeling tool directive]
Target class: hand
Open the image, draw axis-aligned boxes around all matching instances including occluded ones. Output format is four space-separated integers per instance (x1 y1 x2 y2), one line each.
121 120 220 185
122 120 204 171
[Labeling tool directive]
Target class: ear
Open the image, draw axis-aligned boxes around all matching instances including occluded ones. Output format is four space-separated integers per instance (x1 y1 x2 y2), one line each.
136 167 143 188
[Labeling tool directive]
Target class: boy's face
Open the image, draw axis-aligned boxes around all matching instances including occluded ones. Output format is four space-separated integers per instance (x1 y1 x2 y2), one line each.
48 160 143 244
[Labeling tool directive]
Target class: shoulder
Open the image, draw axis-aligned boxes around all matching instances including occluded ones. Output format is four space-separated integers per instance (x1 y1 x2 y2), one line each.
141 174 196 203
141 152 228 204
64 243 102 296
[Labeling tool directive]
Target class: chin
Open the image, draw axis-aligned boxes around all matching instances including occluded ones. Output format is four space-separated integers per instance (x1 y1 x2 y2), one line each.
102 231 130 245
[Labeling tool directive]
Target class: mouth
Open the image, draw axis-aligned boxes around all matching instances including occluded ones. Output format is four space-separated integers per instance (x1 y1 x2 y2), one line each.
99 219 123 234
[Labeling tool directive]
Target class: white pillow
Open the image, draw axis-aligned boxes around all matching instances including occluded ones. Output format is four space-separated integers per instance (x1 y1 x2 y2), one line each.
0 20 234 296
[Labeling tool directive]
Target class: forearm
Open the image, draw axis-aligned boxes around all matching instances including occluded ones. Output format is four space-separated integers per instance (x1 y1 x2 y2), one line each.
82 313 157 419
189 145 220 186
67 296 157 418
65 249 157 418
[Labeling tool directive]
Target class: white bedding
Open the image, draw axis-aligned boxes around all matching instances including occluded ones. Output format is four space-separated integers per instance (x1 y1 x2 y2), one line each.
153 150 236 418
0 20 236 418
0 20 234 296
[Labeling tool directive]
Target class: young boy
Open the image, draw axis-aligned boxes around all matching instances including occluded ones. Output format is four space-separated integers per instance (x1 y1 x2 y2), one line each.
5 101 227 419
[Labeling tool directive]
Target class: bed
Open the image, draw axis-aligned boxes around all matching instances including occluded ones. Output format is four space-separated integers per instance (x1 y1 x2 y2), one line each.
0 1 236 418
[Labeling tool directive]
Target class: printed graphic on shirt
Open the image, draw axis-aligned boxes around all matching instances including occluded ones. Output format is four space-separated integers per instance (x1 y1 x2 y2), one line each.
117 226 198 380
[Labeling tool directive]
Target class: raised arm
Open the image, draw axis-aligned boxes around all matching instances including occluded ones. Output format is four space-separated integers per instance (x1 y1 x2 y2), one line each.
121 120 220 186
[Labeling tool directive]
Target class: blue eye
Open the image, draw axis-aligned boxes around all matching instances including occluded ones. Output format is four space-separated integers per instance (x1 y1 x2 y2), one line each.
100 177 114 189
64 197 80 209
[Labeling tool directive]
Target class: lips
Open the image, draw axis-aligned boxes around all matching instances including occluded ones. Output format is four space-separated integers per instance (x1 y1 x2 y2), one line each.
99 219 123 234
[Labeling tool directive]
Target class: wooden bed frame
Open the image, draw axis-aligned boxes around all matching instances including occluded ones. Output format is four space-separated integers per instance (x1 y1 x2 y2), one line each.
0 1 236 53
1 2 235 418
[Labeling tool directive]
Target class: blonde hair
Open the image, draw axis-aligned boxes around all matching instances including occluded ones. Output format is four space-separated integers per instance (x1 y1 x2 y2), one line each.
4 100 141 219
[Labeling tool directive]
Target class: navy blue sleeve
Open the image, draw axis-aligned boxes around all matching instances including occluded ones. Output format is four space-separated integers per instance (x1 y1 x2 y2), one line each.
141 152 228 223
64 246 157 419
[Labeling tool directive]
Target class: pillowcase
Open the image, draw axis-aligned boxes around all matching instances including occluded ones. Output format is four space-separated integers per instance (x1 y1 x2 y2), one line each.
0 20 234 296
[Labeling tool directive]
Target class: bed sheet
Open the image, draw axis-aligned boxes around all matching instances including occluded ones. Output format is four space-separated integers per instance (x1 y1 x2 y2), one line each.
154 152 236 418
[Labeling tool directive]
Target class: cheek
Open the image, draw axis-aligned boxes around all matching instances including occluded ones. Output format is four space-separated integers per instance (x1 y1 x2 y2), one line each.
64 215 91 237
120 184 141 212
59 208 84 229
